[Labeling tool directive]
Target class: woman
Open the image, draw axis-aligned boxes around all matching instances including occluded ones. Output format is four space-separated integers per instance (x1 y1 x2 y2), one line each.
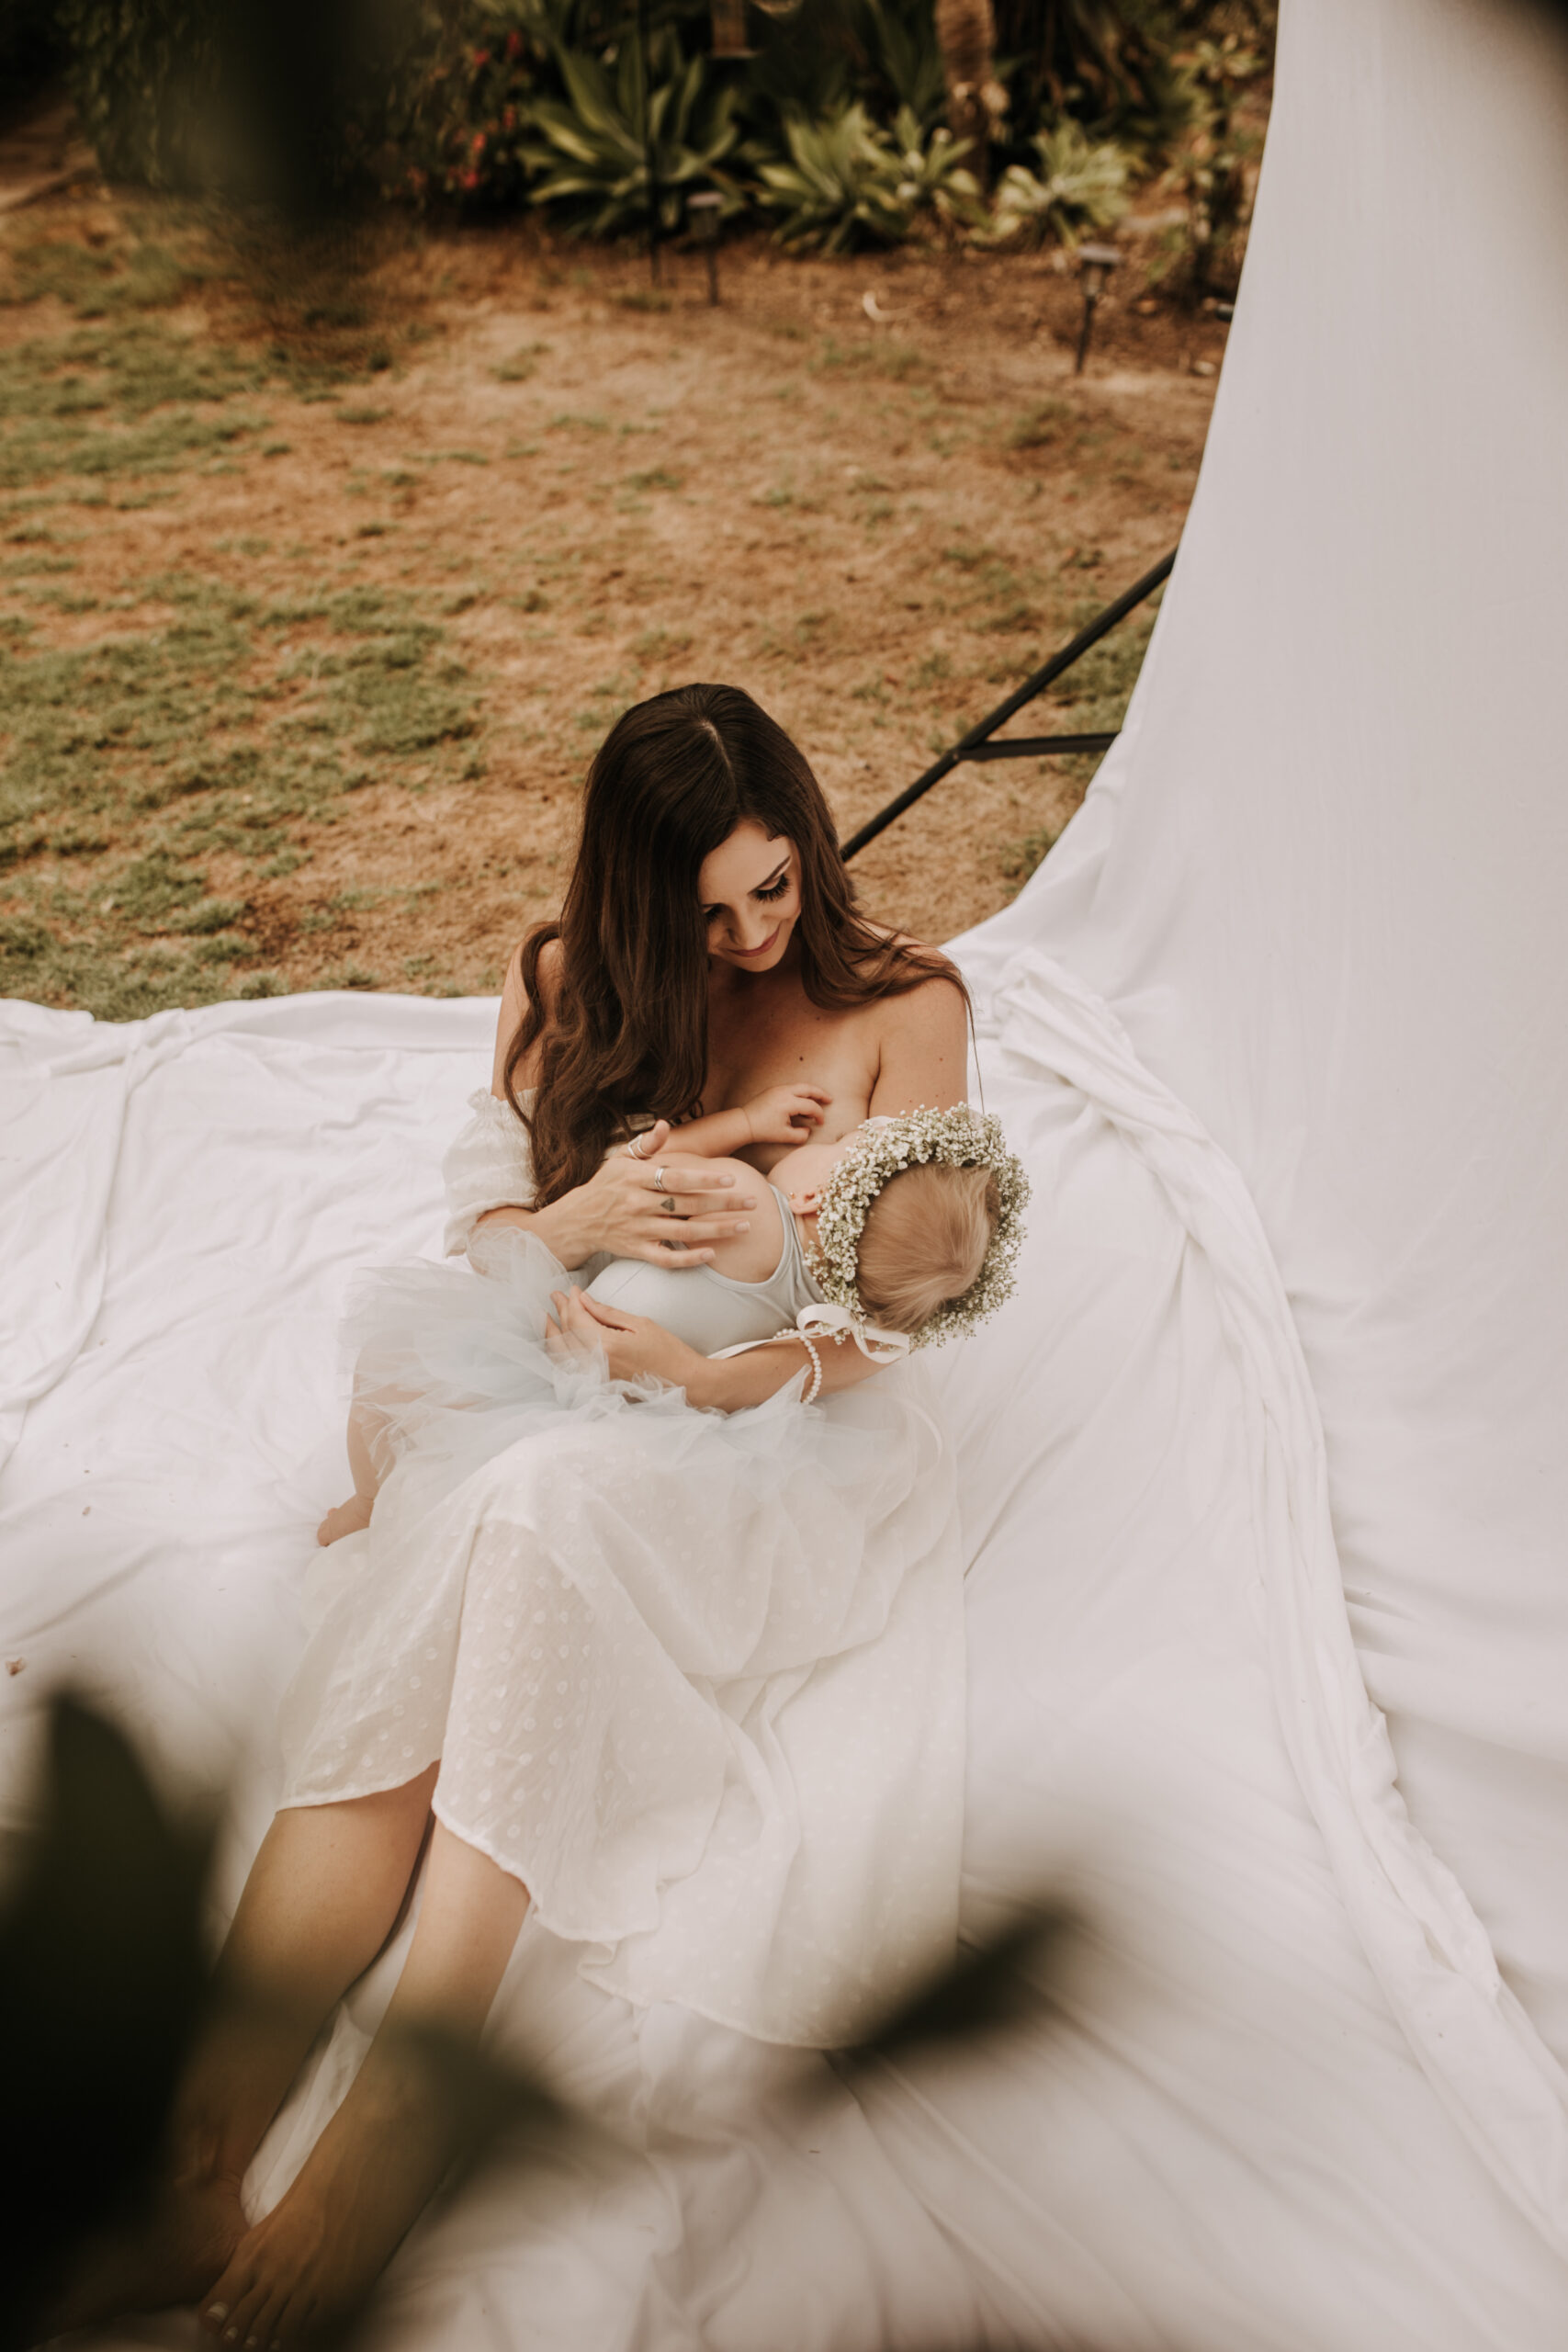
101 686 971 2346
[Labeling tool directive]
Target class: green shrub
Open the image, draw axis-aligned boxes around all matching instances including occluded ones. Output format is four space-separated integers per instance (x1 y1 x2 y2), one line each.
853 0 947 135
988 120 1131 247
755 102 979 254
382 0 559 208
886 106 986 231
522 31 744 237
56 0 428 207
51 0 1248 240
990 0 1196 165
1148 27 1267 299
57 0 220 191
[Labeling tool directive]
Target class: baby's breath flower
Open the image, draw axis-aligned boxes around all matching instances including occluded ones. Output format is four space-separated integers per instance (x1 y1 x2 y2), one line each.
810 1105 1030 1351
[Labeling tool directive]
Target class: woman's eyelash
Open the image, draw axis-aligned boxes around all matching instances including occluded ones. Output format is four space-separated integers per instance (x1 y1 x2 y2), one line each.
703 869 790 922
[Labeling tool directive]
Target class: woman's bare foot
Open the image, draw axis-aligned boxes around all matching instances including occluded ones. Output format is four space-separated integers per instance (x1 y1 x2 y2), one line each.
199 2046 451 2347
45 2166 245 2334
316 1493 372 1547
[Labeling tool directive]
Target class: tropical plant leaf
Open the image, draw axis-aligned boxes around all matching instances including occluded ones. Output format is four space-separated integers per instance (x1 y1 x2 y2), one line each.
987 118 1132 246
857 0 949 133
752 99 981 253
525 26 743 236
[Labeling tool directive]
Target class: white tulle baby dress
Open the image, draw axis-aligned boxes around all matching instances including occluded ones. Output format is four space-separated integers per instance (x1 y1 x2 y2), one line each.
278 1091 966 2046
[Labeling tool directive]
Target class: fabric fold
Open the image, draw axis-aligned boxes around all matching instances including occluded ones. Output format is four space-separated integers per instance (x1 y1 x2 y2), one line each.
992 945 1568 2257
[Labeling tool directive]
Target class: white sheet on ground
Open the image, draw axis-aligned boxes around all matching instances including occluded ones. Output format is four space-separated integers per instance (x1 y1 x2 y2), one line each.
5 956 1566 2350
5 0 1568 2340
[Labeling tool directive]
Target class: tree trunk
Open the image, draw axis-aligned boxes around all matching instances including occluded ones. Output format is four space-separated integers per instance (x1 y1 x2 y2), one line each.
935 0 998 186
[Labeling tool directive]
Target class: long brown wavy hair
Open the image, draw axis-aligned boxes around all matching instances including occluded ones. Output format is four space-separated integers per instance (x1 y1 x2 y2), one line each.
505 683 965 1206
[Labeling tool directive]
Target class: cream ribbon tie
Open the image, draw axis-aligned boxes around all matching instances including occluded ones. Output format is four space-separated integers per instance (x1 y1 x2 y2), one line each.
795 1302 909 1363
712 1303 910 1366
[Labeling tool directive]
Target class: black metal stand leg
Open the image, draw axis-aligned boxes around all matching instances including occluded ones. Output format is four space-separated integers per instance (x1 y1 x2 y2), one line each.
1075 290 1099 375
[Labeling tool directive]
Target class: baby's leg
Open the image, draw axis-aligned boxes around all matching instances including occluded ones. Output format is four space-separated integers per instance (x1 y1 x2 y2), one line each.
316 1399 384 1547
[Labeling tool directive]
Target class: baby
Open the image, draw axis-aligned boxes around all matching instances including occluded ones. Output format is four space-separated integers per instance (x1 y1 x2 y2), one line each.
585 1089 1006 1350
317 1087 1022 1544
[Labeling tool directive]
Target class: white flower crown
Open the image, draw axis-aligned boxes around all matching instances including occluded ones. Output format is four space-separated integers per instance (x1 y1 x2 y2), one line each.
809 1104 1031 1351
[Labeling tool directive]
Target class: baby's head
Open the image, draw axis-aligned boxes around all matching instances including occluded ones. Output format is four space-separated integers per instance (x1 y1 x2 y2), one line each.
785 1105 1029 1351
854 1160 1001 1337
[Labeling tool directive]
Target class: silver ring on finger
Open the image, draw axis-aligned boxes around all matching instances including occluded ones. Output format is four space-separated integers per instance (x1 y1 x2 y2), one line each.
652 1165 667 1193
626 1130 650 1160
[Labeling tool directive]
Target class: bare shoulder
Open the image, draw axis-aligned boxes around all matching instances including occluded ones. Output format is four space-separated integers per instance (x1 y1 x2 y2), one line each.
491 934 564 1099
504 933 563 1002
870 965 969 1114
879 965 968 1044
897 961 965 1009
854 924 967 1029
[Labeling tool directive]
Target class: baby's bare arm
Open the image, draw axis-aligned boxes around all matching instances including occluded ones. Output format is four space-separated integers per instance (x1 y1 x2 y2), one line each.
669 1082 830 1159
684 1333 881 1409
661 1105 757 1158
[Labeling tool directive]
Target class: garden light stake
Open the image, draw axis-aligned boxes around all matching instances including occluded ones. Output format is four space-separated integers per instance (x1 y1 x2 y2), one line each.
1075 243 1122 374
688 190 722 303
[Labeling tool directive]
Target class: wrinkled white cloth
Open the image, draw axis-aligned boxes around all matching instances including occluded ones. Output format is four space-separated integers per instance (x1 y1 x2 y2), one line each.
969 950 1568 2257
7 978 1566 2352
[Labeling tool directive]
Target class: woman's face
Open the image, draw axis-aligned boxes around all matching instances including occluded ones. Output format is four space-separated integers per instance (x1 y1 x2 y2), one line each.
698 820 801 974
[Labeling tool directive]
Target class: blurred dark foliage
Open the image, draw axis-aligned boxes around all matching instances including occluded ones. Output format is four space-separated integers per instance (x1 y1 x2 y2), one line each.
990 0 1192 159
0 0 68 120
56 0 427 213
56 0 213 188
213 0 425 216
0 1691 1078 2347
0 1694 212 2352
840 1906 1074 2077
48 0 1278 227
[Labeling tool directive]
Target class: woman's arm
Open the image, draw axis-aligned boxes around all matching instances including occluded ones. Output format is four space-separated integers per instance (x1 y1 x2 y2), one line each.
474 944 759 1270
868 974 970 1116
547 1289 883 1408
488 941 536 1100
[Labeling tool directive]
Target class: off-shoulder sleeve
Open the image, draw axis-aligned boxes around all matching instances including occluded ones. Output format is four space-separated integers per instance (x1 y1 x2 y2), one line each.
442 1089 536 1259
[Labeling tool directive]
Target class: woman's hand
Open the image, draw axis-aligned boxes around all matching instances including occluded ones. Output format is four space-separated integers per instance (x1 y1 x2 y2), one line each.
742 1083 830 1146
546 1287 702 1390
565 1119 760 1268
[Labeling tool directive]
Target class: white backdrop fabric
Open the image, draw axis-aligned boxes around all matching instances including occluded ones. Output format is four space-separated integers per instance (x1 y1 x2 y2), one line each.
951 0 1568 2222
5 0 1568 2344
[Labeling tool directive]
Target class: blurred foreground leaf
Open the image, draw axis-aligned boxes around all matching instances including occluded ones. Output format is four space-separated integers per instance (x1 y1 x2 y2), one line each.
0 1694 212 2346
840 1907 1075 2075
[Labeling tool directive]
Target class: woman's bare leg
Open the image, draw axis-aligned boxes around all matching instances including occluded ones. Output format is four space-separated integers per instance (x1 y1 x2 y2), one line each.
198 1822 528 2348
182 1769 442 2186
51 1772 438 2329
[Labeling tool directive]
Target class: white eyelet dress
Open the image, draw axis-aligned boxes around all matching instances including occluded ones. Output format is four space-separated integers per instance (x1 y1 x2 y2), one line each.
278 1091 965 2047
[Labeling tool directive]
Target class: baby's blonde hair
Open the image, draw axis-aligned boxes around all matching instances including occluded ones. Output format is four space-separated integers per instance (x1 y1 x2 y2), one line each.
854 1160 1000 1339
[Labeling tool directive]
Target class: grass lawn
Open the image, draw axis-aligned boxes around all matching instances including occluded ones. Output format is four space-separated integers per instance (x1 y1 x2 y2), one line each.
0 192 1226 1017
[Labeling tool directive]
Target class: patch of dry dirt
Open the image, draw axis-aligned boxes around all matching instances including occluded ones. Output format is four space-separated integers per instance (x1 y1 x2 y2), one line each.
2 195 1226 1000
